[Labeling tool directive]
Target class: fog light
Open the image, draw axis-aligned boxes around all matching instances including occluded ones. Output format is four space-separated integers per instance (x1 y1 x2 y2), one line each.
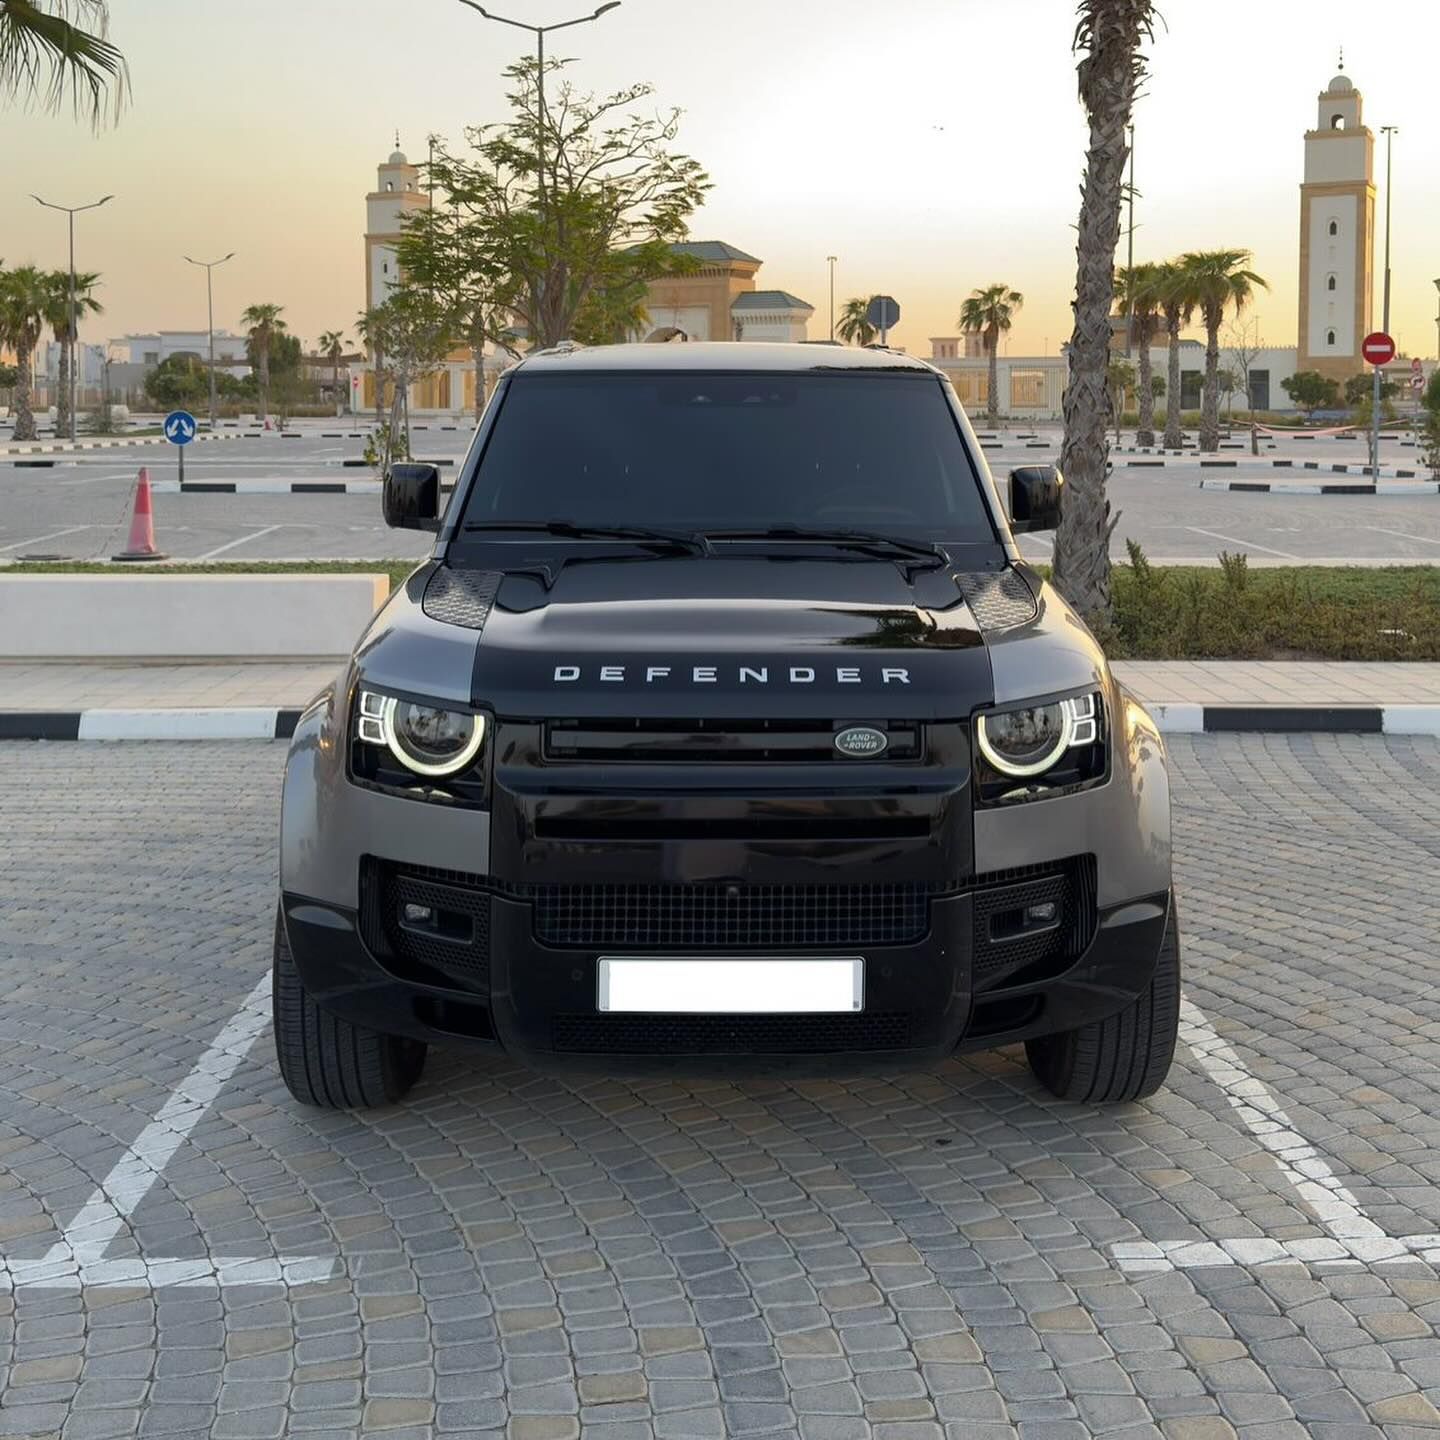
1025 901 1058 926
402 903 434 926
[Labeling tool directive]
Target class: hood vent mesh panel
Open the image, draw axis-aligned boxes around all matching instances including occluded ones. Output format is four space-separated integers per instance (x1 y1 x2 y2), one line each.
423 567 502 630
956 570 1037 631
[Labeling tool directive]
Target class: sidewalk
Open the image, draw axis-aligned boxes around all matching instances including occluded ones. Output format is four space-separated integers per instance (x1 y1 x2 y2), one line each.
1 660 1438 738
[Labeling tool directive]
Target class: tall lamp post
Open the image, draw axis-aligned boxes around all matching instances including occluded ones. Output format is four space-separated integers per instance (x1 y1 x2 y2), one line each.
185 253 236 430
826 256 837 341
1433 278 1439 371
456 1 621 205
1371 126 1397 472
31 193 113 441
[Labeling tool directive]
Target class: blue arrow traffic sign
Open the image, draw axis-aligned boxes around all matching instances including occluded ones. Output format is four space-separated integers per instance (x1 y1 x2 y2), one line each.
163 410 198 446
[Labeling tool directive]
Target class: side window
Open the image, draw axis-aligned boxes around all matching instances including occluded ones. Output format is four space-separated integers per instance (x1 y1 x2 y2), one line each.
1327 275 1337 292
1328 220 1339 237
1326 330 1336 346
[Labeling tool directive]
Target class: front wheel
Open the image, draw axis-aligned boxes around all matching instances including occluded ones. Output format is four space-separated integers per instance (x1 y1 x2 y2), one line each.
272 908 427 1108
1025 895 1181 1104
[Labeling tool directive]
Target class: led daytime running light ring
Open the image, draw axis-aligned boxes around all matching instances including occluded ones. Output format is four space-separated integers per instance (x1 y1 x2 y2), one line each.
976 702 1076 778
375 694 486 777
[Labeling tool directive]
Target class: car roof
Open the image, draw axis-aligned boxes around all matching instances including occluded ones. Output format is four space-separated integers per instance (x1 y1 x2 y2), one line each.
511 341 940 375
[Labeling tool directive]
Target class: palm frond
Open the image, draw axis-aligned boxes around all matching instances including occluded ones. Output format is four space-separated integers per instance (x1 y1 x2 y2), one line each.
0 0 128 126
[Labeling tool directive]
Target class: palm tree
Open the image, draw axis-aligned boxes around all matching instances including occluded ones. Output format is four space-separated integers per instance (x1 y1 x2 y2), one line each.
1114 261 1163 446
0 1 128 125
0 264 52 440
1176 249 1267 453
43 267 101 437
1157 261 1194 450
1051 0 1158 624
834 296 878 347
241 302 286 422
318 329 346 411
958 284 1023 428
1106 358 1135 444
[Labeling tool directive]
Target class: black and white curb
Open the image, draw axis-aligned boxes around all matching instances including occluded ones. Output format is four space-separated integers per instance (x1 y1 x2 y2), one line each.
0 709 303 741
1 433 250 458
1200 475 1438 495
2 703 1437 741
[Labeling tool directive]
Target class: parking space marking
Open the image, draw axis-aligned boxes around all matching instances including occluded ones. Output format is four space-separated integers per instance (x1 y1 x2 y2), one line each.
1111 997 1440 1274
1366 524 1440 547
0 523 93 553
195 523 285 559
1185 525 1300 559
1 971 340 1292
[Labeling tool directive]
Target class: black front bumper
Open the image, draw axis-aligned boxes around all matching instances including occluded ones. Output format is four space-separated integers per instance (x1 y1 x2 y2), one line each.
281 861 1168 1075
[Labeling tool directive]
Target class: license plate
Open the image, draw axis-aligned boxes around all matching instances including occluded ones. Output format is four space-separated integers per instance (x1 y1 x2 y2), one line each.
596 957 864 1014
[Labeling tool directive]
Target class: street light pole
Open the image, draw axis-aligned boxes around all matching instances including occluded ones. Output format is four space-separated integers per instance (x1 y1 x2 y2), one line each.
185 253 236 430
1434 278 1440 371
457 1 621 205
1372 126 1397 472
826 256 837 341
31 193 113 441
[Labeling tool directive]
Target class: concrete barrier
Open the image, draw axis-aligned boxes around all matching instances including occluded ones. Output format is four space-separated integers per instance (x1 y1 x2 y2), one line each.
0 574 390 660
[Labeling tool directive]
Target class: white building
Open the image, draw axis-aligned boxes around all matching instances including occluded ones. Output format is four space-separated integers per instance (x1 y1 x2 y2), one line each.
110 331 251 375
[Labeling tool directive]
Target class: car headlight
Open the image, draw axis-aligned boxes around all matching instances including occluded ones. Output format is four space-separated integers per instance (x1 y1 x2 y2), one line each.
976 692 1100 779
357 688 485 778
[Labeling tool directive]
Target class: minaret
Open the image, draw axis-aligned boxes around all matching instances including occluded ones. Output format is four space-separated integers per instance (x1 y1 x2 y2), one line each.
364 141 427 313
1297 62 1375 382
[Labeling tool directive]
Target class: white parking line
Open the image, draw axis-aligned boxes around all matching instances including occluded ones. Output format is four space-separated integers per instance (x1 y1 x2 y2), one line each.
1365 525 1440 548
1112 997 1439 1273
1185 526 1300 559
0 972 339 1291
195 525 285 560
0 524 93 553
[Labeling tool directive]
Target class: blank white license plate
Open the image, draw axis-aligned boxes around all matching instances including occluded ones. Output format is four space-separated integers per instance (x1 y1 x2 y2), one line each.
597 958 864 1014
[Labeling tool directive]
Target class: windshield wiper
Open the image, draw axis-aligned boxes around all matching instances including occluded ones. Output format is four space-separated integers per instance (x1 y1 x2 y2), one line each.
704 526 949 572
462 520 712 556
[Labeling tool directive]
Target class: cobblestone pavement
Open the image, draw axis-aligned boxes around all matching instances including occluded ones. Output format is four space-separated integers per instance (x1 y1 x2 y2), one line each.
1 736 1439 1440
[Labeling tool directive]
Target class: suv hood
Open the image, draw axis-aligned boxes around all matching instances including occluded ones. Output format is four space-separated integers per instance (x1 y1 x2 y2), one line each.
465 556 997 721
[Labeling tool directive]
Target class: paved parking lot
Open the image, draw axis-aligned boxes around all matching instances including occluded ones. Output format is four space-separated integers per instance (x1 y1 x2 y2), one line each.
2 428 1439 565
2 736 1440 1439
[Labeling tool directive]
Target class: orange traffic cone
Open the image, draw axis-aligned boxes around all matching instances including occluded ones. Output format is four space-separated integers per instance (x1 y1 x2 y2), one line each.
112 467 167 561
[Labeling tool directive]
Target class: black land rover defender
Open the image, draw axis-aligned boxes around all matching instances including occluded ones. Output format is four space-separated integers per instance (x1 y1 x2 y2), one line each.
275 343 1179 1108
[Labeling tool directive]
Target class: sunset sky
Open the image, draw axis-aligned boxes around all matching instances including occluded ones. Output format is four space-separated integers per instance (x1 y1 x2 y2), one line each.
6 0 1439 361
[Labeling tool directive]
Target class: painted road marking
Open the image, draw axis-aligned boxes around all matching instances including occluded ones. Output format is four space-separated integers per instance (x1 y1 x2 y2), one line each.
1111 997 1439 1274
0 972 339 1292
1365 525 1440 548
1184 526 1300 559
194 524 285 560
0 524 93 552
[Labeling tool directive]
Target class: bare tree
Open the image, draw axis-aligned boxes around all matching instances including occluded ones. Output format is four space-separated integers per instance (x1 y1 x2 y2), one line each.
1225 316 1263 419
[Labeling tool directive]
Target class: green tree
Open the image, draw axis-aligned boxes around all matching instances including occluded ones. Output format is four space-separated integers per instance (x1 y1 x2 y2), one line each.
1115 261 1164 446
1343 371 1397 408
1156 260 1195 449
834 296 878 347
357 290 453 469
0 0 127 125
1280 370 1339 417
0 263 50 440
240 302 286 422
1150 373 1165 399
402 56 709 353
143 353 208 409
958 283 1023 428
42 266 100 437
317 329 346 410
1175 248 1267 452
1052 0 1158 622
1216 366 1237 419
0 360 17 404
1107 358 1135 442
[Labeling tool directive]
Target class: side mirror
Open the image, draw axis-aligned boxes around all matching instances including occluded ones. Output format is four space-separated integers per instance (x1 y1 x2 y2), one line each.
1009 464 1064 534
383 463 441 532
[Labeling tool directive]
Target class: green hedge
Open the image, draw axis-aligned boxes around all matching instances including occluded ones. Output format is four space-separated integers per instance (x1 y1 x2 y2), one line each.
1096 546 1440 660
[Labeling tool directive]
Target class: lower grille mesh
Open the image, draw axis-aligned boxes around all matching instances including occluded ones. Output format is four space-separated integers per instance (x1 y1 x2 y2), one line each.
972 857 1096 986
553 1012 911 1055
363 864 492 990
532 883 930 949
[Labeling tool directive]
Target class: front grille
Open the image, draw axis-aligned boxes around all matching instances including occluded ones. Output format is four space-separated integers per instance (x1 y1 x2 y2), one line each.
361 862 492 991
545 717 921 764
972 857 1096 987
553 1012 911 1055
532 883 931 949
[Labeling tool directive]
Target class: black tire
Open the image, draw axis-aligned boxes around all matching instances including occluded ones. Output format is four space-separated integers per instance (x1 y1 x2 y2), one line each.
1025 894 1181 1104
272 908 427 1108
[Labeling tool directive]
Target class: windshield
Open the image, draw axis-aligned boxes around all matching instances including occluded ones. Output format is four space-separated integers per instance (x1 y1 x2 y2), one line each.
458 372 996 542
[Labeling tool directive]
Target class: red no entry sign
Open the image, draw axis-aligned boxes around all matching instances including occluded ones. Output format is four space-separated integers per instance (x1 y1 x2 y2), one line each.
1362 331 1396 366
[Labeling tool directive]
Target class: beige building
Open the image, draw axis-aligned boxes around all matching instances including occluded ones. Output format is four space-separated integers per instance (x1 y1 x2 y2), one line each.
640 242 813 342
1297 67 1376 383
